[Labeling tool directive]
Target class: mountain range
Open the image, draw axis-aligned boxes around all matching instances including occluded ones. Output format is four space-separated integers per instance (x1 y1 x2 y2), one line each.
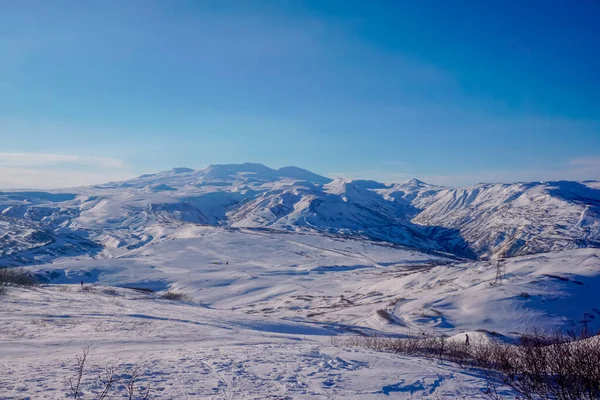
1 163 599 266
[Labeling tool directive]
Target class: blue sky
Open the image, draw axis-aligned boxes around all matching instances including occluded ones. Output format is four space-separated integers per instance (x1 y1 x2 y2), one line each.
1 0 599 188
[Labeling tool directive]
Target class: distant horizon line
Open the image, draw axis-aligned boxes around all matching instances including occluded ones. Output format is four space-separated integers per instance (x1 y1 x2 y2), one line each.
1 161 598 191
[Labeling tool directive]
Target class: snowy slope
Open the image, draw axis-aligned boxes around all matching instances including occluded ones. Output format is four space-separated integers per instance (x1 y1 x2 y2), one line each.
0 284 516 399
2 243 598 398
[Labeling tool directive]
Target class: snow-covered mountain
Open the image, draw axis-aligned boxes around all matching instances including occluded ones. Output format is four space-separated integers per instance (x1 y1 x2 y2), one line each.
1 163 599 266
410 181 600 258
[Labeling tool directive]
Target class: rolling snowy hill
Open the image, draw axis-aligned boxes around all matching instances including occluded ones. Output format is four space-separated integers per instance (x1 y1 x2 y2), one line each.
2 234 599 398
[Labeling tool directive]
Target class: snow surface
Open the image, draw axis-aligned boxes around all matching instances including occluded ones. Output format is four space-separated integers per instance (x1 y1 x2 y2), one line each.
1 232 599 398
1 284 516 399
1 164 599 399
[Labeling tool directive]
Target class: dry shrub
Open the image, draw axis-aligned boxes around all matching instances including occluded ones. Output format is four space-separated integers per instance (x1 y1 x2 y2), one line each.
67 345 152 399
102 288 119 296
0 267 38 287
376 309 395 323
160 290 192 302
339 328 600 400
493 331 600 400
387 297 406 307
124 286 155 294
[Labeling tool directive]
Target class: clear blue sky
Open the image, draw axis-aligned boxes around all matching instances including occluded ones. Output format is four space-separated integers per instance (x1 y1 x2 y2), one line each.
1 0 599 188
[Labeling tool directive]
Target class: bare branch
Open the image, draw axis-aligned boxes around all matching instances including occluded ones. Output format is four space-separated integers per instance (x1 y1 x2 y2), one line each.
97 359 121 400
126 362 150 400
68 344 93 399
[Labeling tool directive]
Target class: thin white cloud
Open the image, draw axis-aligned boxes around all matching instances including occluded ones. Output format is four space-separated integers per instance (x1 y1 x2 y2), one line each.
0 152 135 189
0 152 127 169
569 157 600 172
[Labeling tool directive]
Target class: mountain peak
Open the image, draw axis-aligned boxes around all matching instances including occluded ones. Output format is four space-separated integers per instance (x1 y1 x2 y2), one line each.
405 178 427 185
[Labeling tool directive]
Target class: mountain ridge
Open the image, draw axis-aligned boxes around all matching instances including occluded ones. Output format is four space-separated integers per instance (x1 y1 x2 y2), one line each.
1 163 599 266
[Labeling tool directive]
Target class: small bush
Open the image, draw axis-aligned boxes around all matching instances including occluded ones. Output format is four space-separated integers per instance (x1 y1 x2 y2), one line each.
102 288 119 296
476 328 501 336
387 297 406 307
0 267 38 287
124 286 155 293
67 345 152 400
160 290 192 302
544 274 570 282
376 309 395 323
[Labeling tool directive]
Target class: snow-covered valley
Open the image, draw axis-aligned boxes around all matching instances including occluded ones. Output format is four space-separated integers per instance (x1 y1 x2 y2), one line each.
1 164 600 399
